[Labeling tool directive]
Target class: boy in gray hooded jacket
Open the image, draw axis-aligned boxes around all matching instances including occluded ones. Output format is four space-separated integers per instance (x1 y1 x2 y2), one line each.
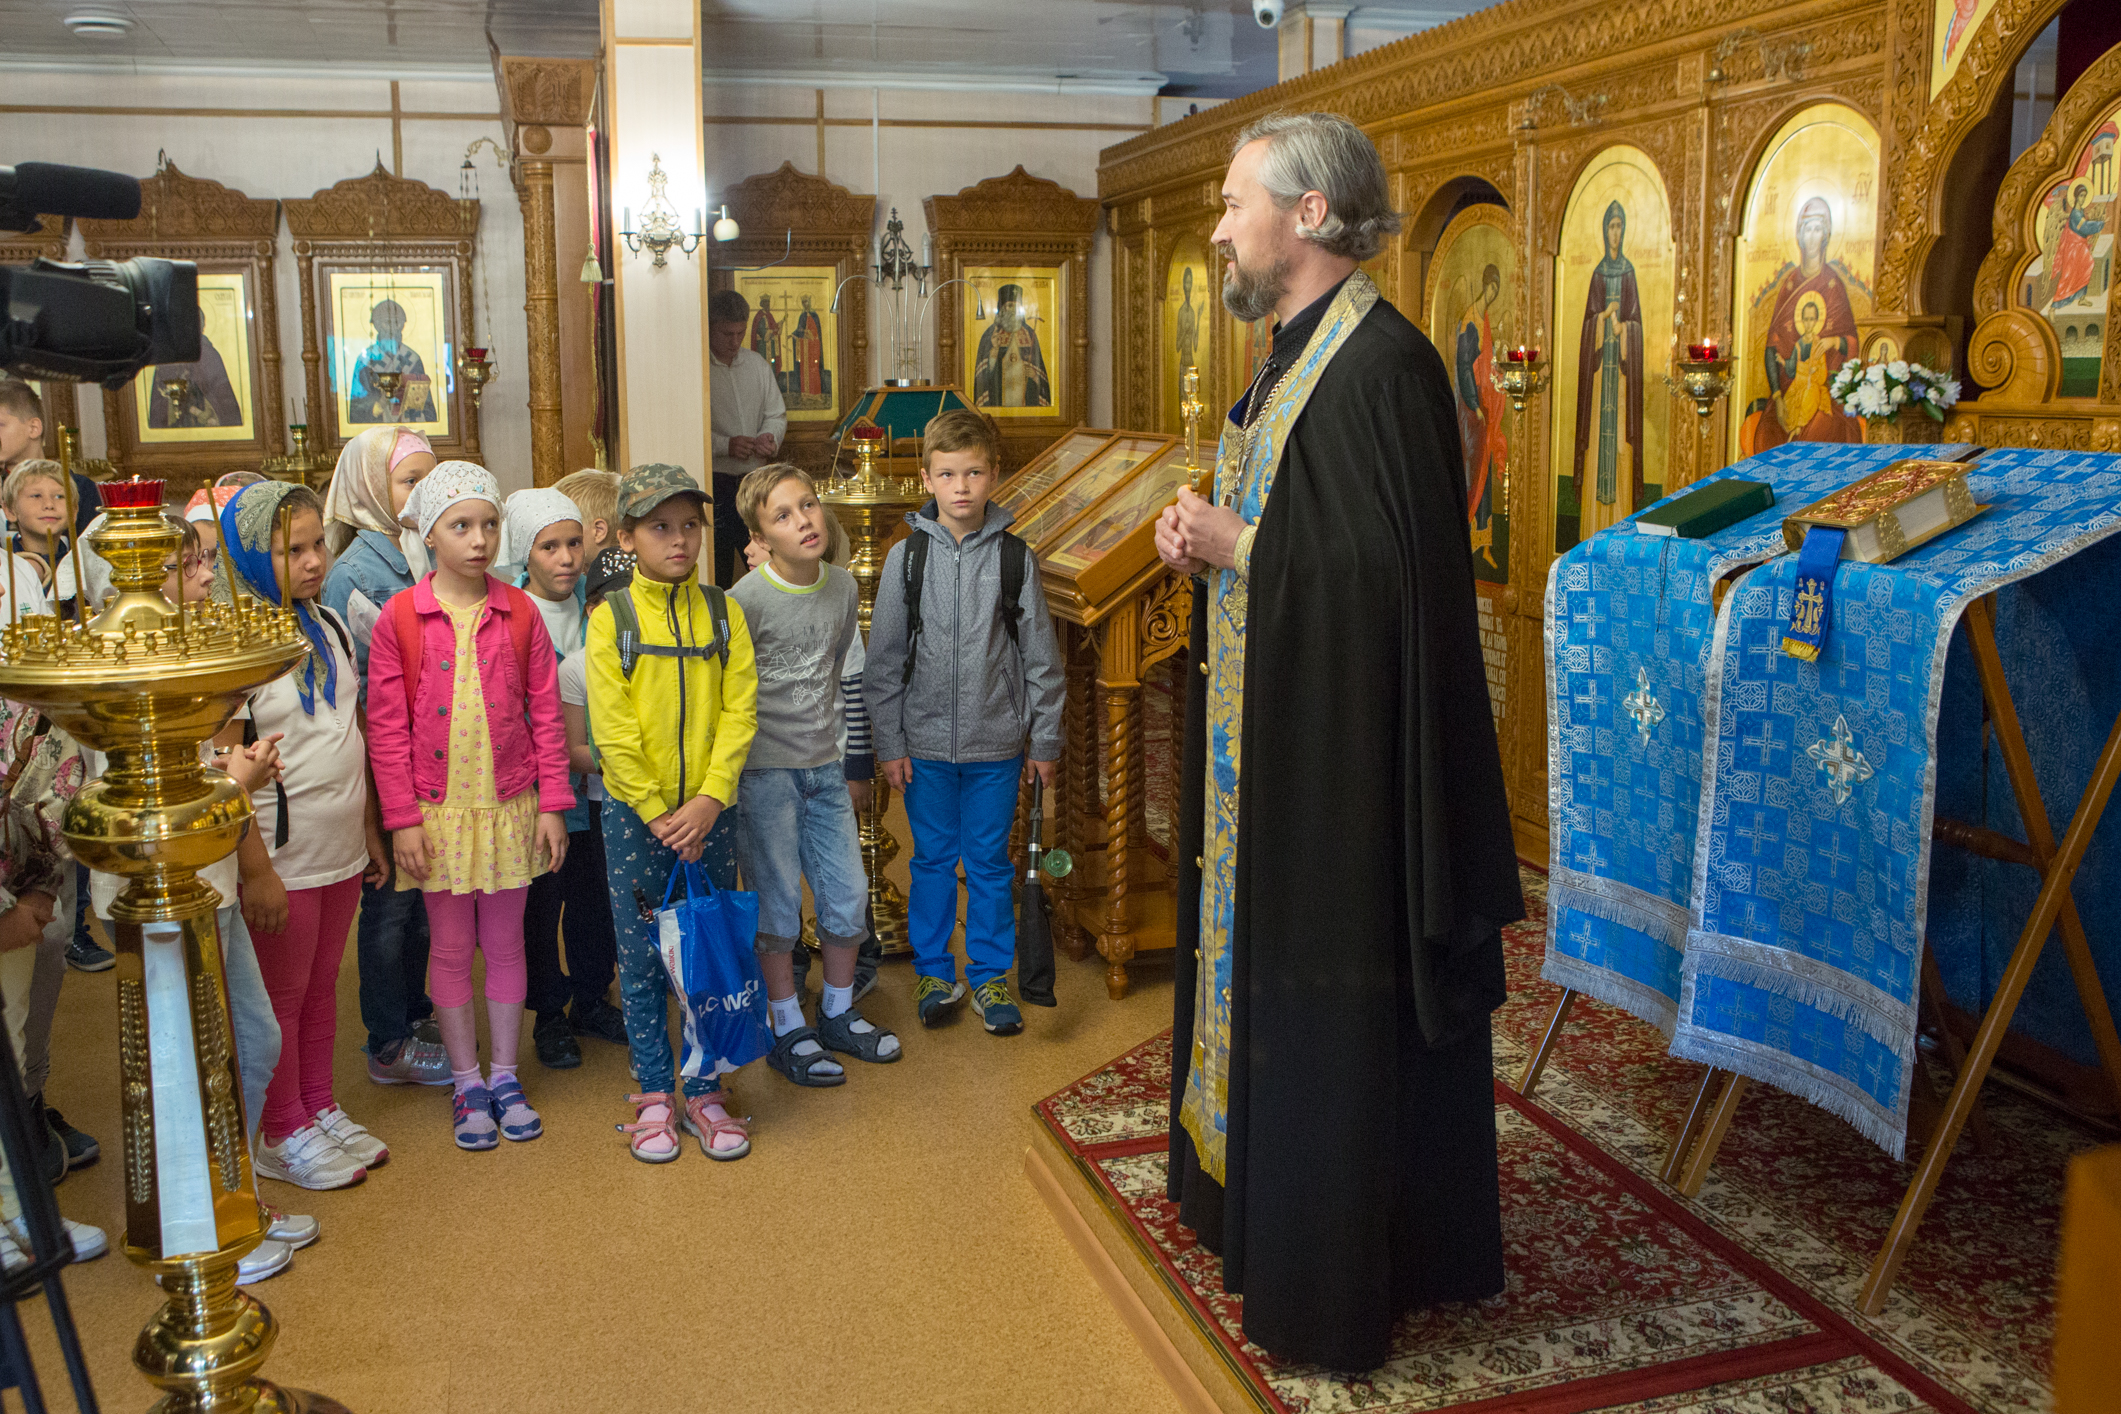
865 410 1064 1034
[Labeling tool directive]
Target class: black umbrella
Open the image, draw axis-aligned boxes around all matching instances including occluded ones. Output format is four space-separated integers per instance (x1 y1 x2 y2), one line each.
1017 778 1070 1007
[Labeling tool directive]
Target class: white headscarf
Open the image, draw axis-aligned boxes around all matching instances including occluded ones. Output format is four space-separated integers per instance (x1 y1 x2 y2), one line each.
322 426 432 554
400 461 501 541
498 488 586 579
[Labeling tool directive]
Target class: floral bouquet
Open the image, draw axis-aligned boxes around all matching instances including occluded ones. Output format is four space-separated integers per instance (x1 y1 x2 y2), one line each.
1829 357 1962 424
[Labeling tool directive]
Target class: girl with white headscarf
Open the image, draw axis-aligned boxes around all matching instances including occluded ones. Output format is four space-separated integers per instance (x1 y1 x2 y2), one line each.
366 461 575 1151
317 427 456 1091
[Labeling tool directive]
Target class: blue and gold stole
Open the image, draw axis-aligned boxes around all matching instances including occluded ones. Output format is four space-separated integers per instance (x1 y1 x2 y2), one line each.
1180 270 1379 1183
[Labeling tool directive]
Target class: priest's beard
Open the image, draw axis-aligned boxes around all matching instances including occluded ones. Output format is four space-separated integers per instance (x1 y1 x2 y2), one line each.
1221 243 1291 324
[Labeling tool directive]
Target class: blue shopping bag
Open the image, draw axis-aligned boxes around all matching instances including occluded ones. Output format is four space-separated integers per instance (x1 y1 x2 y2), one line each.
654 860 772 1080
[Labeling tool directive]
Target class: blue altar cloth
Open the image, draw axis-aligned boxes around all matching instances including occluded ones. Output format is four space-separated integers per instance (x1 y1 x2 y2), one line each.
1541 442 1941 1031
1673 448 2121 1157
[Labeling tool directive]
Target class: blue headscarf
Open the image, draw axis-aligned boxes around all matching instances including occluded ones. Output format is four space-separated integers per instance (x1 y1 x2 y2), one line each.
222 482 338 714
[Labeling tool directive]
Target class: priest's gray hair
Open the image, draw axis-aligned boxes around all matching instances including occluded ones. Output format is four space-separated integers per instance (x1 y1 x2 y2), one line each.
1233 112 1403 262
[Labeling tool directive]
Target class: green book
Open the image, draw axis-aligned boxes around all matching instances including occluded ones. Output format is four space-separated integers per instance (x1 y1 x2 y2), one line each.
1632 478 1775 538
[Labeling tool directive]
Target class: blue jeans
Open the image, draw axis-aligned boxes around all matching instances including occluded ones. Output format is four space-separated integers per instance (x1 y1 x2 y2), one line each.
734 764 869 953
357 870 434 1056
603 796 739 1096
217 903 282 1146
905 756 1020 987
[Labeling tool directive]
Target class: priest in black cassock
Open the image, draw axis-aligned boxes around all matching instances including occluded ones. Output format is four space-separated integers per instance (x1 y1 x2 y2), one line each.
1155 112 1525 1372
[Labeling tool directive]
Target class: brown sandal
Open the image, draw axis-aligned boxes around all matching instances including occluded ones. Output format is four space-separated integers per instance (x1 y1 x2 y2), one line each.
618 1092 680 1164
682 1091 751 1161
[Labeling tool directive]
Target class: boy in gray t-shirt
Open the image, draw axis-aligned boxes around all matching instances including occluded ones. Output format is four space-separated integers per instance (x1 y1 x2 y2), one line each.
728 466 897 1085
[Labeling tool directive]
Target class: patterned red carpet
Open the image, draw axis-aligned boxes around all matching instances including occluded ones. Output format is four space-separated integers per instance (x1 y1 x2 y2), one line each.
1034 870 2088 1413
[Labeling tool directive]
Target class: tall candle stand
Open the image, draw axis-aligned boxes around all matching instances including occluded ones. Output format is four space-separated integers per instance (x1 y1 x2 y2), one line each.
0 479 341 1413
820 428 927 954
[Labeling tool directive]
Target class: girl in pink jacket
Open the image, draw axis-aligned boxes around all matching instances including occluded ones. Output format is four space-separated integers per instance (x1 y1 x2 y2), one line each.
366 462 574 1151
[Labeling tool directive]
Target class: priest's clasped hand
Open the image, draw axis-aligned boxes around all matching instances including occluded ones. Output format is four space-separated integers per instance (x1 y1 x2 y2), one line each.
1157 487 1246 574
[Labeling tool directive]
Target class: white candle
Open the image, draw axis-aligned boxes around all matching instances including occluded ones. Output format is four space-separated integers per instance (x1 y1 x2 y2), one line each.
923 232 933 266
622 207 632 234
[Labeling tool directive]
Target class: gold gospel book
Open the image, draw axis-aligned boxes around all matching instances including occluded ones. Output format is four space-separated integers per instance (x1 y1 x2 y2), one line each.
1780 458 1988 565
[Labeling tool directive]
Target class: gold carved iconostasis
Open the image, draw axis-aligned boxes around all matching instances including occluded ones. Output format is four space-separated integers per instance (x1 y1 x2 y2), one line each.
1100 0 2121 864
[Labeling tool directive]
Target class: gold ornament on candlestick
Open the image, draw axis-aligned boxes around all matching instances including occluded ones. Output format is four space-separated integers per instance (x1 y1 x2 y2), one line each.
262 423 335 491
1670 345 1734 422
457 346 496 406
821 426 927 955
0 478 345 1414
1490 343 1549 521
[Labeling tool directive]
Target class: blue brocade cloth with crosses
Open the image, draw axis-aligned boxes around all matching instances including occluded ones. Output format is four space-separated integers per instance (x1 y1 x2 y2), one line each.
1674 448 2121 1157
1542 442 1932 1033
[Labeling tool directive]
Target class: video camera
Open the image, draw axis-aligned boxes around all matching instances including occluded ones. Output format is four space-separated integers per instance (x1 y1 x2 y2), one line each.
1 160 202 389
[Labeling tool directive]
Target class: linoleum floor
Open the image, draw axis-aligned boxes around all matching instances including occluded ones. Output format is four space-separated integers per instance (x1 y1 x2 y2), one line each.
22 824 1183 1414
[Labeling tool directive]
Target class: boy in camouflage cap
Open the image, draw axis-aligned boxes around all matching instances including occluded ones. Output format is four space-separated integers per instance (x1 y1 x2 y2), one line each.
586 463 762 1162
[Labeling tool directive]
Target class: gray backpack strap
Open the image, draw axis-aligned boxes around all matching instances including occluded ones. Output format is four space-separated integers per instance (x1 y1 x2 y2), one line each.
608 582 728 679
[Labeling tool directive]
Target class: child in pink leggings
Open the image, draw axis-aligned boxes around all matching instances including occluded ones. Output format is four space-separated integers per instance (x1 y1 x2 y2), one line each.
218 482 389 1195
365 462 573 1151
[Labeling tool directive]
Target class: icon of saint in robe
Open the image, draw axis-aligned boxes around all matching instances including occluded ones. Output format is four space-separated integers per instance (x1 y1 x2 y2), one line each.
1176 265 1200 379
1741 196 1863 452
790 295 827 404
2053 183 2106 311
1454 264 1507 568
147 331 243 429
1570 200 1644 540
350 299 433 424
973 285 1052 409
750 295 784 378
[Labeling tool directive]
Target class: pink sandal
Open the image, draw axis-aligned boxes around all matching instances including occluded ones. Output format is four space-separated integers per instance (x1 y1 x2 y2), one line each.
683 1091 751 1161
617 1092 680 1164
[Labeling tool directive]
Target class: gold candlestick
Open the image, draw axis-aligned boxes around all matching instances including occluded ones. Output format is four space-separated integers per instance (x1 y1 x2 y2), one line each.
0 479 343 1414
821 430 927 955
1490 350 1550 528
1672 354 1734 422
1179 368 1208 495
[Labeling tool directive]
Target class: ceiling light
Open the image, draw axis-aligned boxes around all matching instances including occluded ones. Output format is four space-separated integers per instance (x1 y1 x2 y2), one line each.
64 12 135 39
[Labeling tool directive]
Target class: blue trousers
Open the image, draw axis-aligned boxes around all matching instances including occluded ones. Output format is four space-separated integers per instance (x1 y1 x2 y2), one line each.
602 797 739 1096
905 756 1021 988
357 870 433 1056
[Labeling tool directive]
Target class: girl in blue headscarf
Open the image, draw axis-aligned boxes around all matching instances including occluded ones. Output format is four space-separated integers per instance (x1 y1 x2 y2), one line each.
217 480 392 1195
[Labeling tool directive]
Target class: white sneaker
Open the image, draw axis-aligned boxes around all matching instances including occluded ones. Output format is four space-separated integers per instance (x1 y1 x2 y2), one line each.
312 1105 388 1168
262 1207 319 1250
237 1238 292 1285
3 1217 105 1265
254 1124 367 1191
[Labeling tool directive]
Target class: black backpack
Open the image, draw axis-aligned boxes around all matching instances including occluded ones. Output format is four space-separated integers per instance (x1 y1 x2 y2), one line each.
900 530 1028 685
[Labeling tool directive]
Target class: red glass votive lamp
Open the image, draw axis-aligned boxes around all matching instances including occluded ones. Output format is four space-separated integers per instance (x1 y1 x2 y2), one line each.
1688 340 1721 361
100 477 165 511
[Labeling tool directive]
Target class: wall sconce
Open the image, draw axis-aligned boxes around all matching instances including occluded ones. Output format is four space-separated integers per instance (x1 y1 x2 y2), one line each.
620 154 703 267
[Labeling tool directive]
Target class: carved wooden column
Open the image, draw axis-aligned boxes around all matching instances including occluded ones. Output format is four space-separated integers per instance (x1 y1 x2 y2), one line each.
517 155 563 485
1057 622 1099 961
500 58 597 483
1096 597 1143 999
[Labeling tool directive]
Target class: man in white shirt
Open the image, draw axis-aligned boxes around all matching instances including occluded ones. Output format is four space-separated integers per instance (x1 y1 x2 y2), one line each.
708 289 787 586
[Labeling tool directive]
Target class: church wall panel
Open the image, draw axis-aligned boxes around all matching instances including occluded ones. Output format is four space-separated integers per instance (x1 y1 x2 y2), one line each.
701 84 1150 426
5 68 533 491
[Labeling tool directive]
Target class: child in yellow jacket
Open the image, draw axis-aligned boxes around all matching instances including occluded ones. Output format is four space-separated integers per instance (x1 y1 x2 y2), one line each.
587 464 759 1163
